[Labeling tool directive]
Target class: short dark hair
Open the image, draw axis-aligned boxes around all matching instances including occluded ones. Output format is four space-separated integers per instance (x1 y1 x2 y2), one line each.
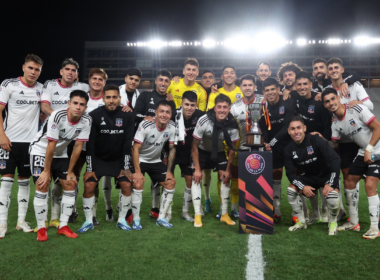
289 115 305 127
184 58 199 68
156 69 172 80
312 58 326 67
296 71 312 82
182 91 197 103
89 68 108 80
126 67 142 78
62 58 79 70
322 87 339 101
277 62 302 83
263 77 280 89
25 54 43 66
103 84 120 95
156 100 173 112
240 74 256 85
202 69 214 76
222 65 236 72
70 90 89 104
215 94 231 106
257 61 270 70
326 57 343 67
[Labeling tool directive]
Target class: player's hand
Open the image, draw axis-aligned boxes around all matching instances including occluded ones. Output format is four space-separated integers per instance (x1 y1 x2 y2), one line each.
162 157 168 166
264 142 271 151
122 105 133 112
282 89 290 100
211 84 218 93
310 132 323 139
119 169 133 181
83 172 97 182
322 184 334 197
364 150 374 164
302 186 315 198
165 171 175 182
166 93 174 101
133 172 145 187
172 76 180 83
193 169 203 184
314 92 322 101
36 171 51 189
66 171 78 186
143 116 154 122
219 170 231 184
348 100 361 108
340 83 349 98
0 134 12 151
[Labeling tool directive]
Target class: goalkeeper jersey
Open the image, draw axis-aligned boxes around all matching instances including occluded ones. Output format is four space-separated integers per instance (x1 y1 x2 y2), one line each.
207 86 243 110
167 79 207 111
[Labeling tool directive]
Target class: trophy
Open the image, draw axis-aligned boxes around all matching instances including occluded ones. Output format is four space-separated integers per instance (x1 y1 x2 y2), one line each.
245 103 264 147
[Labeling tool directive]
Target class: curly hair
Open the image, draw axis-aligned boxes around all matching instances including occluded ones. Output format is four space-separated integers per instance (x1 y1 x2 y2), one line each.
277 62 302 84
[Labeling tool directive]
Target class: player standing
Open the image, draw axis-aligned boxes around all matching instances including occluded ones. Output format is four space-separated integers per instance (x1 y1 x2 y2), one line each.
0 54 43 239
277 62 302 95
30 90 91 241
255 61 272 97
199 69 215 102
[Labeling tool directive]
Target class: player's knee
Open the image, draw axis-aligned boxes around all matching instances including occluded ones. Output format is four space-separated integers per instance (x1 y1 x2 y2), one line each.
84 182 97 195
344 178 355 189
364 181 377 196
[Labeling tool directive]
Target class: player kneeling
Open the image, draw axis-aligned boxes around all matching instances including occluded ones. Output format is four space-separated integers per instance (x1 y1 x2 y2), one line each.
284 116 341 235
78 85 135 233
30 90 91 241
132 100 176 229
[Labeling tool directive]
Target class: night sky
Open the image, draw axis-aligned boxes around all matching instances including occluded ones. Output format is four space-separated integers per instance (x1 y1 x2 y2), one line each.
1 0 379 82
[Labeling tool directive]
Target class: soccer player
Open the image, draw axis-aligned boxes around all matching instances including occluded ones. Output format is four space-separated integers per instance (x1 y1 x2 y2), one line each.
255 61 272 96
41 58 90 227
132 100 177 229
277 62 302 95
172 91 205 222
167 58 207 111
200 69 215 101
0 54 43 239
323 88 380 239
78 84 135 232
284 116 340 235
230 74 264 217
258 78 297 222
30 90 91 241
120 67 142 111
192 94 240 227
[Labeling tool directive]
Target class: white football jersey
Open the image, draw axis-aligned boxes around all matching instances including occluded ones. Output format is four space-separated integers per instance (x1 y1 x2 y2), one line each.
193 114 239 152
0 77 42 142
230 95 264 150
86 93 104 113
134 120 175 163
30 109 92 158
41 79 90 111
119 84 140 108
331 104 379 156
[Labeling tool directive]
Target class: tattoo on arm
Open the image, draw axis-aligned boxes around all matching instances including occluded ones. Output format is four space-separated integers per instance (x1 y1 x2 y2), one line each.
167 144 176 172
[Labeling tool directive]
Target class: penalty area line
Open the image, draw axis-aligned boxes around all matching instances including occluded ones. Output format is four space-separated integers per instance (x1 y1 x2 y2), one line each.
246 234 265 280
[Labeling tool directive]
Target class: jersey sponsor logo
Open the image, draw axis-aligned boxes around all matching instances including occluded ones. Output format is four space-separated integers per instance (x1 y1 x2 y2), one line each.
33 168 41 176
16 100 39 105
150 134 155 138
116 118 123 127
100 121 106 125
245 154 265 175
349 119 356 126
100 129 124 134
0 161 6 169
19 91 24 95
279 106 285 114
207 130 212 134
163 132 169 139
150 98 154 104
308 105 315 114
54 92 59 95
52 100 69 105
60 129 65 133
293 151 298 159
307 146 314 155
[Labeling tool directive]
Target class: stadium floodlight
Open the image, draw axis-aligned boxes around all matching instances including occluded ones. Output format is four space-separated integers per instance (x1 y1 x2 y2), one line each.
224 35 254 51
327 38 341 45
203 39 216 48
170 40 182 47
353 36 379 46
252 32 287 53
148 40 166 49
297 38 307 46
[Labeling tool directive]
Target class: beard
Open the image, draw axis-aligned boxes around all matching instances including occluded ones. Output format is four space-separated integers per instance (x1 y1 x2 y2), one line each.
316 73 325 81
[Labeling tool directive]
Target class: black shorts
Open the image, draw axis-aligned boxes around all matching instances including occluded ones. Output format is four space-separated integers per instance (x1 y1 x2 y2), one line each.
171 153 192 176
140 161 168 185
67 141 75 158
86 156 131 184
195 149 227 172
349 155 380 179
0 143 31 177
272 144 286 169
339 142 360 169
296 173 339 192
30 155 69 183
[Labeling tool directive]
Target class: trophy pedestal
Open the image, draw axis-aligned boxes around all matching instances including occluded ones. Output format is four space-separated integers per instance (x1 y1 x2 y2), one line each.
245 133 264 151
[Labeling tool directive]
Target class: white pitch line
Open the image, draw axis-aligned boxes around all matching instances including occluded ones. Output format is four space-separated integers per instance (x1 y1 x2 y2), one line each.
246 234 265 280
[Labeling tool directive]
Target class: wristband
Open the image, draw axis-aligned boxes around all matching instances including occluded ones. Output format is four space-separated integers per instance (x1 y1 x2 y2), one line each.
366 144 374 153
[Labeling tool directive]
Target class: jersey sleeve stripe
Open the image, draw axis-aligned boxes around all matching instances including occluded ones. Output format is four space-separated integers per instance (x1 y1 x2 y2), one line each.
361 97 370 102
232 139 239 143
331 136 341 140
76 139 89 142
41 100 51 105
366 116 376 125
0 101 7 106
193 134 202 140
46 136 58 142
169 141 174 144
133 139 143 144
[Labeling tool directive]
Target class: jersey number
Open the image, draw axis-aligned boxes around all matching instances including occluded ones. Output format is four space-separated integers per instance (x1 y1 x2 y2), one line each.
0 150 9 160
34 156 45 167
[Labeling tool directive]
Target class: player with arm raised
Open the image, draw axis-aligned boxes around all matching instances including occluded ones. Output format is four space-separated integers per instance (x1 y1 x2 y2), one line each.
0 54 43 239
30 90 91 241
323 88 380 239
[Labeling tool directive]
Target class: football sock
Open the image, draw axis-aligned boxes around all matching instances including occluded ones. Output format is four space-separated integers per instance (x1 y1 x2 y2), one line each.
339 180 347 210
217 179 222 204
0 177 13 224
319 188 327 212
34 191 48 230
273 180 282 216
51 181 62 220
231 177 239 210
191 182 202 216
301 195 309 219
17 179 30 222
102 176 113 211
59 190 75 229
93 185 99 217
309 192 320 217
345 188 359 225
220 181 231 215
287 187 305 223
158 188 174 220
151 182 160 209
83 196 94 222
118 194 131 223
368 195 380 227
131 189 143 221
183 187 192 213
203 169 211 200
326 191 340 223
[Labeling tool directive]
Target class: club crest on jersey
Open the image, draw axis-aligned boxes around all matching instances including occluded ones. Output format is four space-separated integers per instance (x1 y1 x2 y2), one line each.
308 105 315 114
0 161 5 169
36 90 41 97
33 168 41 176
307 146 314 155
279 106 285 114
116 118 123 127
192 118 198 125
75 129 82 135
235 93 242 99
349 119 356 126
163 132 169 139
